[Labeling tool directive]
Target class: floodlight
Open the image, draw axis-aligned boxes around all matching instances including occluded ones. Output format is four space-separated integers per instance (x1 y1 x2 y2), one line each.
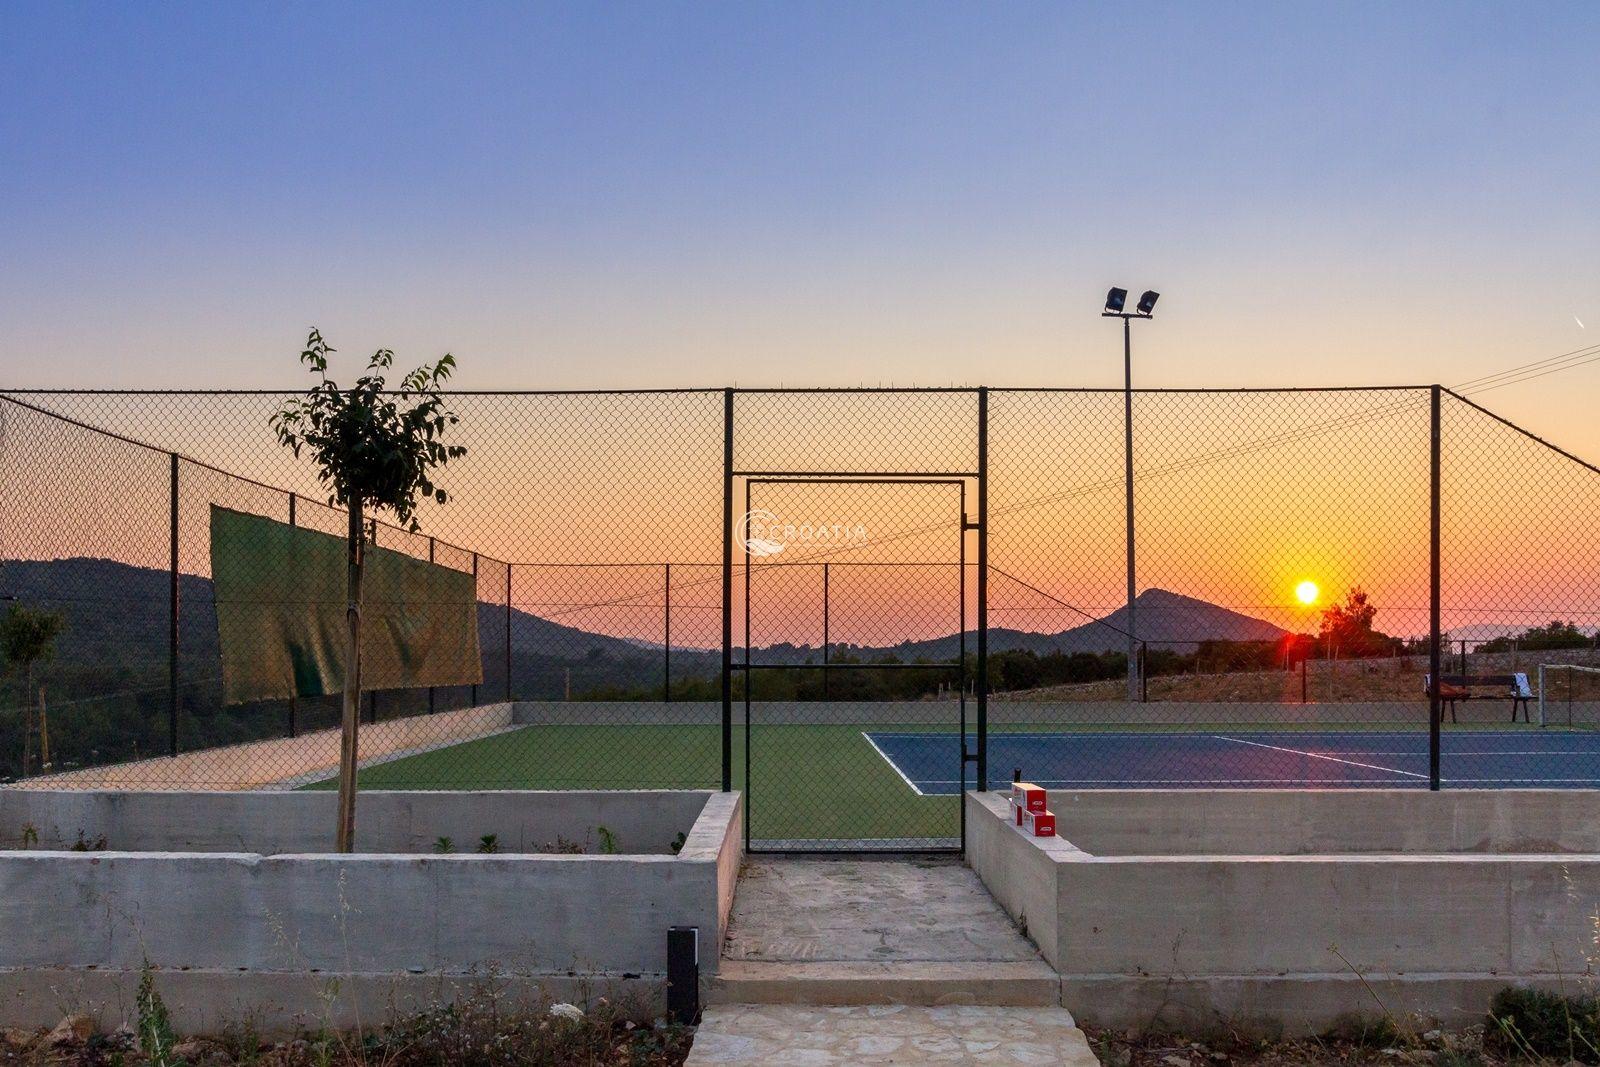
1137 290 1160 316
1104 288 1128 314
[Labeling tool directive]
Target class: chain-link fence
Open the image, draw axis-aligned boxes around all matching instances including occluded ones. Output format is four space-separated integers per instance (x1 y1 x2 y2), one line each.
2 386 1598 848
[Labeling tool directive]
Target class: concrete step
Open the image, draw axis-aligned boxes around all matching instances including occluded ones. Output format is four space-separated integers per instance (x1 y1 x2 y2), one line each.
686 1003 1100 1066
709 958 1062 1007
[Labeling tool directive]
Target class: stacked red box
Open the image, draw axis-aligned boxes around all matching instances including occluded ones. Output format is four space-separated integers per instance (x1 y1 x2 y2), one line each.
1008 781 1056 836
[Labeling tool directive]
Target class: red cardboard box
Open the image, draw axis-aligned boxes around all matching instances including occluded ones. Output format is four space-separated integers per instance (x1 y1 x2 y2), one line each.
1011 782 1048 814
1007 797 1024 825
1022 808 1056 838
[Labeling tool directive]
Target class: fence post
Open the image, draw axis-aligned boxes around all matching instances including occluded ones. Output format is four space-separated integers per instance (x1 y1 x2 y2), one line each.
663 562 671 703
287 492 297 738
168 453 180 758
1140 642 1148 703
1429 384 1442 791
471 552 480 706
822 562 830 699
428 536 437 714
721 388 733 792
505 564 513 703
976 386 989 793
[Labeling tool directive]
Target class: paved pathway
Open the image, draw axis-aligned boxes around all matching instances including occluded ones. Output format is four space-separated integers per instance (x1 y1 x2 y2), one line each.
722 857 1041 963
686 1003 1099 1066
693 858 1096 1065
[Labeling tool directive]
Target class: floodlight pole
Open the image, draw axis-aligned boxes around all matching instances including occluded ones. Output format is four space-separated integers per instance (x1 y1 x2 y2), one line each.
1104 307 1153 703
1122 316 1136 703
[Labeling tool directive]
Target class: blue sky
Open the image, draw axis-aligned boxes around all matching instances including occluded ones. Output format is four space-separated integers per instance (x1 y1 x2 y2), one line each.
2 3 1597 441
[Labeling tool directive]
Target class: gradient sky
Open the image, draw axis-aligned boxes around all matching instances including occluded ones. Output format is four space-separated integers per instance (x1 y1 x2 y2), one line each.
2 3 1599 448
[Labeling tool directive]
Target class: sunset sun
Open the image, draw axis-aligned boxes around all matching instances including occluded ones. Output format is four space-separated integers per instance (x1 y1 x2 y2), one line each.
1295 580 1320 606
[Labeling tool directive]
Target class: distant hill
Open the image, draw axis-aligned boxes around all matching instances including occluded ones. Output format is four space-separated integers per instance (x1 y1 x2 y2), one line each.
844 587 1288 661
0 557 719 700
0 560 1286 695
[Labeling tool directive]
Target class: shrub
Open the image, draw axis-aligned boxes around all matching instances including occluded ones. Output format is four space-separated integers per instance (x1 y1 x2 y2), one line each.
1319 1011 1402 1049
1487 985 1600 1062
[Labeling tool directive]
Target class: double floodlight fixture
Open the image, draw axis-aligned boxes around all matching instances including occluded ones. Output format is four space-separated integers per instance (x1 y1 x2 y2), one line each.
1103 287 1159 318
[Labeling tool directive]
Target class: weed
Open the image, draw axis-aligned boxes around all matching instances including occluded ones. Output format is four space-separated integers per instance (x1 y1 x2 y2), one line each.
1319 1011 1402 1049
538 835 585 854
1487 985 1600 1063
432 836 453 854
136 959 184 1067
71 829 107 852
476 834 499 854
20 822 39 848
597 825 619 855
670 831 687 855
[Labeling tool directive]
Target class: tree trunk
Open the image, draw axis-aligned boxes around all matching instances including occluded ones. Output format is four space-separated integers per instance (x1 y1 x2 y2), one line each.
20 663 33 778
335 497 365 853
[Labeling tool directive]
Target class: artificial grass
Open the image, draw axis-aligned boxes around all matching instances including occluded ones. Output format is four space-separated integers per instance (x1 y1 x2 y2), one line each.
305 722 959 843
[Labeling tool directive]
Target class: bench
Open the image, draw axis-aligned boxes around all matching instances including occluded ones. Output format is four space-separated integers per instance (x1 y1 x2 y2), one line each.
1424 672 1534 723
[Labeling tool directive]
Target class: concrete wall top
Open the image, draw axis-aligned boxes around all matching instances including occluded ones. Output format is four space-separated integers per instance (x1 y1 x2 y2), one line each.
1040 788 1600 855
0 788 716 855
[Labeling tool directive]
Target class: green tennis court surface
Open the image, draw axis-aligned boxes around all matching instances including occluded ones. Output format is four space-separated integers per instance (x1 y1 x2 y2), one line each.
306 723 961 843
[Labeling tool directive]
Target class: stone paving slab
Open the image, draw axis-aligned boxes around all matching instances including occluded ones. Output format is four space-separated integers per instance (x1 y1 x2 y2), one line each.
712 959 1061 1007
685 1003 1100 1066
723 858 1041 963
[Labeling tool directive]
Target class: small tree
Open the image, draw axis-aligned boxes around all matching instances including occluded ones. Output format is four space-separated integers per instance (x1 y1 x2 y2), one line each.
272 329 466 851
1 604 64 778
1318 586 1386 658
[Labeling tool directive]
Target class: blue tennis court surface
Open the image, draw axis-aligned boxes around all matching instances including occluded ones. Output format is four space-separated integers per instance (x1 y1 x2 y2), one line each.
863 729 1600 792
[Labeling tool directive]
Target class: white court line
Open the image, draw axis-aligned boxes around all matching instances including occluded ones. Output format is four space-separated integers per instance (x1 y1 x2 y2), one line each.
861 732 929 797
909 778 1409 786
1213 734 1432 780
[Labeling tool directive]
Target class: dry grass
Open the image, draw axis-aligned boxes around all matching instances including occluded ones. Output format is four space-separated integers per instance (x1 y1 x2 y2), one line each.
1009 648 1600 705
1 988 694 1067
1086 1021 1505 1067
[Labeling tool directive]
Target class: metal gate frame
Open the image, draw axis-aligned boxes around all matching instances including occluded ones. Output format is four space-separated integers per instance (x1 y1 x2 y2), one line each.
718 386 991 853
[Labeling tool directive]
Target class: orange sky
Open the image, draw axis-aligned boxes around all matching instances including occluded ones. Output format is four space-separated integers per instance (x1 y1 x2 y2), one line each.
4 386 1597 650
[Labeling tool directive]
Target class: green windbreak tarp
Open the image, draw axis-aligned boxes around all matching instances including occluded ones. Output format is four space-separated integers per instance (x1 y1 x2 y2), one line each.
209 505 483 705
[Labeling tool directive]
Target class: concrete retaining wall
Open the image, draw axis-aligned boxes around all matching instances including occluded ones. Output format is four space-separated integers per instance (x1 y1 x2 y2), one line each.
1047 788 1600 855
0 789 712 854
0 789 743 1033
966 789 1600 1034
18 702 516 791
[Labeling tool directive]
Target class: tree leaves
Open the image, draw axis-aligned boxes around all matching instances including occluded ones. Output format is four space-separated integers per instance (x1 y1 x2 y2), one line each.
0 604 65 672
271 329 468 532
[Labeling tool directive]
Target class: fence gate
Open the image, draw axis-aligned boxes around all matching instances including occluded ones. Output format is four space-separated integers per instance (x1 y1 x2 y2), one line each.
735 476 979 852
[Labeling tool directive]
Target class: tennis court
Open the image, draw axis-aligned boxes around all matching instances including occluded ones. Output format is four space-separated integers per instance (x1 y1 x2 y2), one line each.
867 728 1600 792
312 716 1600 850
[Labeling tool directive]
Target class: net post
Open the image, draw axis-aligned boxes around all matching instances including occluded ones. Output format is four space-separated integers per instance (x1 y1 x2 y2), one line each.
1429 384 1442 791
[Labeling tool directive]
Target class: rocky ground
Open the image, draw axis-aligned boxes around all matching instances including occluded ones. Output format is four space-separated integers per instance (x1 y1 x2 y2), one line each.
1 1004 695 1067
1086 1019 1543 1067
